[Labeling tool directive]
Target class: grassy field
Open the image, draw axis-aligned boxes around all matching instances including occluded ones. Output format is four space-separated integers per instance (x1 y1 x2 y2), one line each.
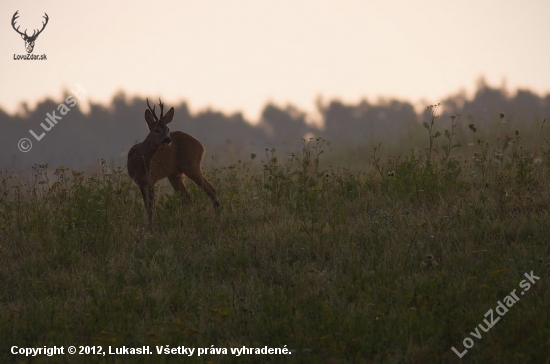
1 110 549 363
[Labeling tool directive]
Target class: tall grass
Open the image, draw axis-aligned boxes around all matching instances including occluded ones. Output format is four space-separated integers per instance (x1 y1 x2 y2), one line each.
0 111 549 363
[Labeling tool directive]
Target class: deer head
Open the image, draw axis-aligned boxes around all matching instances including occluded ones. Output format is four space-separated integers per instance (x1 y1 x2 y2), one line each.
12 11 49 54
145 98 174 146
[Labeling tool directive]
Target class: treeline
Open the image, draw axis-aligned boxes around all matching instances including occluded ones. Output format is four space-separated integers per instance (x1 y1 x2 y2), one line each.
1 79 550 174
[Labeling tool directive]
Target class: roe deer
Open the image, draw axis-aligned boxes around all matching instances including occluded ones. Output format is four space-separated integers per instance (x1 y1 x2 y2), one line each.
127 99 220 227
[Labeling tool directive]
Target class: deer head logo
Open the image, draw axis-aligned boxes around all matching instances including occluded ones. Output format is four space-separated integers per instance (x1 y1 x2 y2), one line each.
11 11 49 54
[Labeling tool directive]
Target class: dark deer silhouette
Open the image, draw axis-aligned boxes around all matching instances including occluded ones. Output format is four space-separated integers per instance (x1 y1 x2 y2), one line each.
12 11 49 54
127 99 220 228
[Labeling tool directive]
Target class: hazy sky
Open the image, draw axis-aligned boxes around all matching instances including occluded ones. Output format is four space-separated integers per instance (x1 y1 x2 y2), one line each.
1 0 549 121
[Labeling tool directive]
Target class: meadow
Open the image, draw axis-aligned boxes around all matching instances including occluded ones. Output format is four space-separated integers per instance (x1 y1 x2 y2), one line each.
1 107 549 363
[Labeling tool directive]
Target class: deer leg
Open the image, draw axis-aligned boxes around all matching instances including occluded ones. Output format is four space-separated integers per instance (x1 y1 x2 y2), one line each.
140 184 155 228
184 170 220 208
168 173 191 205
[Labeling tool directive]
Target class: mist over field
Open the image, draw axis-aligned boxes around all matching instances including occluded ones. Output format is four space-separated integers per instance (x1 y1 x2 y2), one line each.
2 79 550 176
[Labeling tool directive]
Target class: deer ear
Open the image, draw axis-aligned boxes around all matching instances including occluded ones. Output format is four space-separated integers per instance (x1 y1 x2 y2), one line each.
144 109 155 128
164 107 175 124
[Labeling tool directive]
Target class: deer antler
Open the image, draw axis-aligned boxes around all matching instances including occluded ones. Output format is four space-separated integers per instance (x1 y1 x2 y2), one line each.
11 11 26 37
146 98 167 122
146 98 159 121
158 98 165 120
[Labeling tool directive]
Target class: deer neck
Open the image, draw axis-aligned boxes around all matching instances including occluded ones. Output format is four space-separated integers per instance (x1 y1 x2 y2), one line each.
137 135 163 166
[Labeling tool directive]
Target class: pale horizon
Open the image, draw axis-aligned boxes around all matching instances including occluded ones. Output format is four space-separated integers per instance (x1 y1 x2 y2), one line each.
1 0 549 122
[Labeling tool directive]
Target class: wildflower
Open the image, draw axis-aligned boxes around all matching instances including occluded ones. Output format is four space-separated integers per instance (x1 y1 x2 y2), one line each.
500 113 505 119
468 123 477 132
387 171 395 177
515 129 520 136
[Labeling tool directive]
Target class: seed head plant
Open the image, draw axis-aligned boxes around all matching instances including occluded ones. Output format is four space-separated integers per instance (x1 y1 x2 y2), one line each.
423 103 442 167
